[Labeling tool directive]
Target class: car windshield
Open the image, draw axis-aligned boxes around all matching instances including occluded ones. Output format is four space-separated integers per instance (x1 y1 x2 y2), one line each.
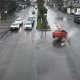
26 23 31 25
28 17 33 21
12 23 18 25
16 19 21 21
16 18 22 21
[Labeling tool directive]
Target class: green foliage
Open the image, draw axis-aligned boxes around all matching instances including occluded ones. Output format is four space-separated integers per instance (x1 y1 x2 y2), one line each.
37 0 44 7
26 0 30 6
42 7 47 14
36 19 50 30
36 19 44 30
37 0 47 20
38 7 47 19
37 0 50 30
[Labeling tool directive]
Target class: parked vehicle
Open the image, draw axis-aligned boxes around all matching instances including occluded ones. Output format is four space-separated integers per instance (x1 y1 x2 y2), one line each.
24 21 33 30
74 11 80 23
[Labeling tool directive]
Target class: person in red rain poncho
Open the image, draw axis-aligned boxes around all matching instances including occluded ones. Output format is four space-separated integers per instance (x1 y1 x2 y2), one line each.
52 25 67 41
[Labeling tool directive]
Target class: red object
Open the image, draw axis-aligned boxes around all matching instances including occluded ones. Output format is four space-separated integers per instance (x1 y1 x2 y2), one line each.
52 30 67 38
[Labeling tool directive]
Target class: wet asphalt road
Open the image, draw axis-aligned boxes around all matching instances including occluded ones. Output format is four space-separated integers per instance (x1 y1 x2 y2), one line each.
47 6 80 79
0 6 80 80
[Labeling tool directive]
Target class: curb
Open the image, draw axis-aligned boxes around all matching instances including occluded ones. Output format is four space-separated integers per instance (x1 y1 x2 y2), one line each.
36 28 51 31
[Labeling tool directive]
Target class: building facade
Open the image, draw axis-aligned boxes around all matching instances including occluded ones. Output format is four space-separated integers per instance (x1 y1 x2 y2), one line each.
66 0 80 13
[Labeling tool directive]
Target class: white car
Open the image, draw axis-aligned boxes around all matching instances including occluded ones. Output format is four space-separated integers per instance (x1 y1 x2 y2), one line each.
10 22 20 30
24 21 32 30
28 16 35 27
15 18 23 26
28 16 35 22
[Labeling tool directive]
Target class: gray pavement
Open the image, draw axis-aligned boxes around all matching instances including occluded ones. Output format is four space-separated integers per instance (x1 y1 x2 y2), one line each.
0 6 79 80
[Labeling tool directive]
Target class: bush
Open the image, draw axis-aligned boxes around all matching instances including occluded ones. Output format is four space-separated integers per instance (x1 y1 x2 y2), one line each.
36 19 50 30
36 19 44 30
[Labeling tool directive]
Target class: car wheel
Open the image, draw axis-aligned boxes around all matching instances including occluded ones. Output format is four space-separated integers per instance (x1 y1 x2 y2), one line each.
10 28 13 31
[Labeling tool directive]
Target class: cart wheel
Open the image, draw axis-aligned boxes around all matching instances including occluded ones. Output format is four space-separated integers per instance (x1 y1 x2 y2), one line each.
53 36 55 38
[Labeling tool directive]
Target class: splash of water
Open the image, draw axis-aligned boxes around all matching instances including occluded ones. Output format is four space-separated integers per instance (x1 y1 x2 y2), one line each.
68 28 77 39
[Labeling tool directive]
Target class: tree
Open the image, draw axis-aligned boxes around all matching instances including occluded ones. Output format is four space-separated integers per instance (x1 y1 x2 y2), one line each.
37 0 44 11
37 0 47 19
26 0 30 6
37 0 49 31
52 0 63 7
0 0 17 11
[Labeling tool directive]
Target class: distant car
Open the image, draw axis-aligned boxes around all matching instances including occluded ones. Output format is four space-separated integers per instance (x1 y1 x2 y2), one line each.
15 18 23 26
74 11 80 23
10 22 20 30
28 16 35 27
32 10 35 14
24 21 33 30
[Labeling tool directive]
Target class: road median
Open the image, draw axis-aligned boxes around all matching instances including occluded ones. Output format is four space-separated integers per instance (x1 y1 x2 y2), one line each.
36 19 50 31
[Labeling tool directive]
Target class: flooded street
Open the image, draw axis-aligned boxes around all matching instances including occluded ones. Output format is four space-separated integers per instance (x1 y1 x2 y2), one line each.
0 5 80 80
